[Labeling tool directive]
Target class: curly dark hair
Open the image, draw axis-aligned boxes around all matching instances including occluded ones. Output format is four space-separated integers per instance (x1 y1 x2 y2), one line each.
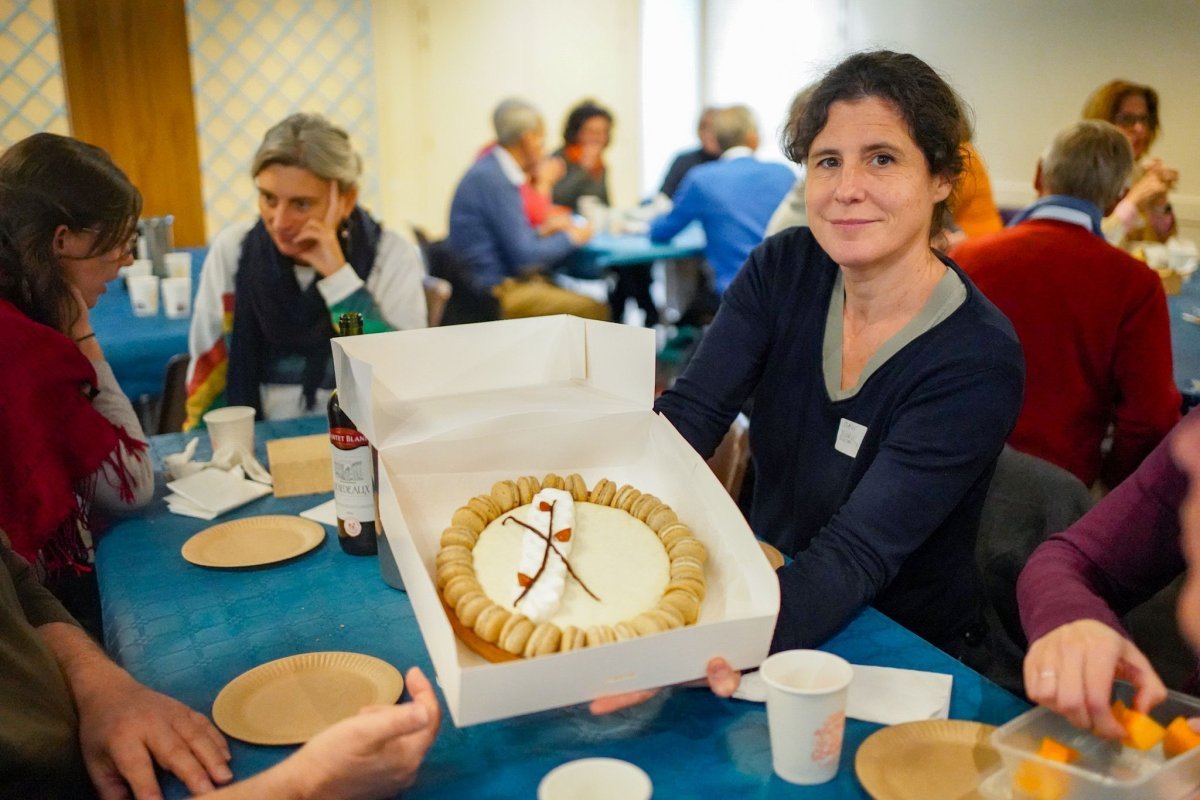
0 133 141 333
781 50 971 232
562 99 614 145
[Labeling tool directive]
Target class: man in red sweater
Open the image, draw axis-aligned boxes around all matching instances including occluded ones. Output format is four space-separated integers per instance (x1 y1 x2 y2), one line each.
951 120 1180 489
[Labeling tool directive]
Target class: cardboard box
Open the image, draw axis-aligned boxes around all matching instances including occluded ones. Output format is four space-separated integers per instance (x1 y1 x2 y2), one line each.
332 316 779 726
266 434 332 497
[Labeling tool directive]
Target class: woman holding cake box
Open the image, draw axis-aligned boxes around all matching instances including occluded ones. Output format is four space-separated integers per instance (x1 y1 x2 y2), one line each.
602 50 1025 707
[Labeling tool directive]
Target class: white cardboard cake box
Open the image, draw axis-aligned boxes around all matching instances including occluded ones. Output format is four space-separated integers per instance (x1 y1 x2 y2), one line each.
332 316 780 726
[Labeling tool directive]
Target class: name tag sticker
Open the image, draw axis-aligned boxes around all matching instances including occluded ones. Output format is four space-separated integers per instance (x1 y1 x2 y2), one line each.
835 418 867 458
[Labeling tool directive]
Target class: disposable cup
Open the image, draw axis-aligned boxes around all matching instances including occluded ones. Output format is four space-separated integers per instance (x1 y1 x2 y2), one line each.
203 406 256 454
164 251 193 278
760 649 854 785
161 276 192 319
538 758 652 800
128 259 153 278
128 274 160 316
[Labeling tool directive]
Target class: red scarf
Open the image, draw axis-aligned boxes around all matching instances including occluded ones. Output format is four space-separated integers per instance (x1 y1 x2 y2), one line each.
0 299 146 572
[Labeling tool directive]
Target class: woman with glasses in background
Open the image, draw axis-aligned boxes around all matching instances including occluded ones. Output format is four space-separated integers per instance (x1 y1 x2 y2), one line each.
1083 79 1178 247
0 133 153 626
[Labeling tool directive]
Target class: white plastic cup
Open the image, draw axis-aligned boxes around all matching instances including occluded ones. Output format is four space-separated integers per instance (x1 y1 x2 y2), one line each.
128 259 153 278
164 251 193 278
760 649 854 785
128 274 160 316
577 195 608 232
203 406 256 454
161 276 192 319
538 758 652 800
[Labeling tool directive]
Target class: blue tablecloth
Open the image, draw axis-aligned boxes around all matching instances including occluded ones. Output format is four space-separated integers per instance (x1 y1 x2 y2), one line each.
562 224 705 279
1166 276 1200 406
91 248 206 399
96 416 1027 799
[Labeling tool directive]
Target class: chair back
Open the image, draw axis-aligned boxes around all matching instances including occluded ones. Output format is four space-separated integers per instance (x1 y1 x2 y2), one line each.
423 275 453 327
156 353 190 435
706 413 750 501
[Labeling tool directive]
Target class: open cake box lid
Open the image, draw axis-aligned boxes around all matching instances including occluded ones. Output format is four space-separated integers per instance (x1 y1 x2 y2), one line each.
330 315 655 446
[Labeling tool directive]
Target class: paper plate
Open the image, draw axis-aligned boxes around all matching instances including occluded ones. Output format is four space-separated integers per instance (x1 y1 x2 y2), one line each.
212 652 404 745
181 515 325 568
855 720 1000 800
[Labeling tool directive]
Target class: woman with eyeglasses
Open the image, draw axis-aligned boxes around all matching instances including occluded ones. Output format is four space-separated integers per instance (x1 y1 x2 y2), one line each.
1083 79 1178 247
0 133 154 621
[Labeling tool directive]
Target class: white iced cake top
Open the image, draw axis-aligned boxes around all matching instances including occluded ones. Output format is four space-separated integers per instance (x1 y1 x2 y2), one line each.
474 498 670 628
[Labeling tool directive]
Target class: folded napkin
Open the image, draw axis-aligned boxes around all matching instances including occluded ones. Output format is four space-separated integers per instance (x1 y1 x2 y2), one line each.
300 498 338 528
731 664 952 725
166 466 273 519
164 438 273 485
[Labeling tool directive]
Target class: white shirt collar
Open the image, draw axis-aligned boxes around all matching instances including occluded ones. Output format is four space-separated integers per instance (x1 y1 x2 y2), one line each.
1024 203 1095 231
720 146 754 161
493 146 527 186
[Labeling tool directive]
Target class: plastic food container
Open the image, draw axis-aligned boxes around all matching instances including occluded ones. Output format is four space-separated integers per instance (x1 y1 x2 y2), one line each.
988 683 1200 799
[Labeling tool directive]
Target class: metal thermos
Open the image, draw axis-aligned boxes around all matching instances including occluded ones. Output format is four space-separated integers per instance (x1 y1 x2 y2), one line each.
138 216 174 278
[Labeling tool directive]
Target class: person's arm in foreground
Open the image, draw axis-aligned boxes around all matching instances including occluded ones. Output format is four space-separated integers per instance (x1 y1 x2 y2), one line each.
206 667 440 800
37 621 233 799
1018 420 1191 737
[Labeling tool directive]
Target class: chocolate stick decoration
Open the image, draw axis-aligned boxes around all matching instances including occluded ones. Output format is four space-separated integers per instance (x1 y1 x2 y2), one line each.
504 503 600 602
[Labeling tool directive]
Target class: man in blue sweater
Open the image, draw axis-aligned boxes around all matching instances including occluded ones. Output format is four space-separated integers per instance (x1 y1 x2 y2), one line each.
649 106 796 296
447 99 605 320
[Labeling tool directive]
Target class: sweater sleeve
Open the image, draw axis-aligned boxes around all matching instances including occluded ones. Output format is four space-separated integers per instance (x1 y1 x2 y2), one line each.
772 351 1023 650
653 242 775 458
88 361 153 513
1103 271 1181 487
649 174 702 244
484 170 576 274
1018 423 1188 645
1 533 78 628
317 231 428 333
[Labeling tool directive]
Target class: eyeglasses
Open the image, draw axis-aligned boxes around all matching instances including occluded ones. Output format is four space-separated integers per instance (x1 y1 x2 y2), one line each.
80 227 139 260
1113 113 1151 129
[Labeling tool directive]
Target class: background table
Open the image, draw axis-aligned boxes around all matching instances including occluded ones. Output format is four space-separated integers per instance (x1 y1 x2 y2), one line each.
97 416 1028 799
91 248 206 401
1166 276 1200 407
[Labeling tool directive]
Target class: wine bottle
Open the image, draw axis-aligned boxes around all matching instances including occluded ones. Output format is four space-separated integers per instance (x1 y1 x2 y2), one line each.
328 312 377 556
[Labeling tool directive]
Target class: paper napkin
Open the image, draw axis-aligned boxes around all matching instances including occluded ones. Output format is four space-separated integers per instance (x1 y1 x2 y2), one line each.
731 664 952 725
165 466 272 519
300 498 338 528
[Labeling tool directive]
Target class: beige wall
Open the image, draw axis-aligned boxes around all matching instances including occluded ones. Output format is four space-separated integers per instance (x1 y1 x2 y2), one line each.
845 0 1200 239
373 0 642 239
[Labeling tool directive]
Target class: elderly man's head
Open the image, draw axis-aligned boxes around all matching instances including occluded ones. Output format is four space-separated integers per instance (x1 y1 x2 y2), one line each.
1037 120 1134 214
711 105 759 153
493 98 546 172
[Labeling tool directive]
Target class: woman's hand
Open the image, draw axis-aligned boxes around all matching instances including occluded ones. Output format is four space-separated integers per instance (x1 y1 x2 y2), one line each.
1024 620 1166 739
1124 162 1176 212
272 667 441 800
294 182 348 277
589 657 741 714
67 284 104 360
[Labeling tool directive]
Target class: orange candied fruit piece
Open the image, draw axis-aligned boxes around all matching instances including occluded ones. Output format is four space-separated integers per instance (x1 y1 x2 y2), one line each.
1111 699 1166 751
1013 760 1068 800
1163 717 1200 759
1036 736 1081 763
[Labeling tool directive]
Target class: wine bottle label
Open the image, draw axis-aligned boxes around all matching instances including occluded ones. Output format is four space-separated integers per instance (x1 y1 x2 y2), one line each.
330 426 369 450
330 443 375 531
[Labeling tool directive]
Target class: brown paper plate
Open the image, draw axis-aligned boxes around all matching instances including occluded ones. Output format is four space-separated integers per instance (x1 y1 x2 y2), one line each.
855 720 1000 800
212 652 404 745
181 515 325 568
759 540 785 570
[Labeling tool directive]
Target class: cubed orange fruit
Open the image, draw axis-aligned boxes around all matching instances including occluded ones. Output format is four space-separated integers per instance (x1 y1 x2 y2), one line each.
1036 736 1081 763
1163 717 1200 758
1111 699 1166 750
1013 761 1068 800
